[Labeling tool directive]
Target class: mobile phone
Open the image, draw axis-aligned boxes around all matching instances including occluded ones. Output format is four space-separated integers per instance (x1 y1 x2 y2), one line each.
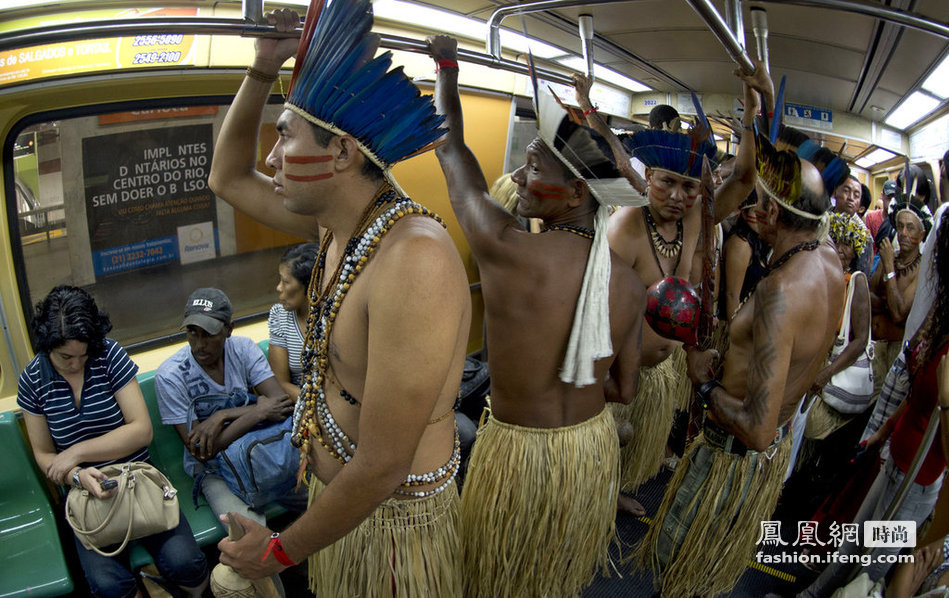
100 478 118 490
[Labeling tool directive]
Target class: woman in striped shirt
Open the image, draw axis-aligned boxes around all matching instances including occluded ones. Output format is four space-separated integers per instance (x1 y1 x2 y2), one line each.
268 243 319 399
17 286 208 598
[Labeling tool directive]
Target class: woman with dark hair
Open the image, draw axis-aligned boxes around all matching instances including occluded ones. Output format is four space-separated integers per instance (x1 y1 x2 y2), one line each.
717 192 770 320
268 242 320 398
17 285 208 598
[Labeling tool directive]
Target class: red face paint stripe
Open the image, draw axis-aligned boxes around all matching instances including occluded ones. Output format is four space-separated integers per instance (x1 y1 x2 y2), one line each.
527 182 567 201
529 181 568 193
285 173 334 182
285 155 333 164
530 191 567 200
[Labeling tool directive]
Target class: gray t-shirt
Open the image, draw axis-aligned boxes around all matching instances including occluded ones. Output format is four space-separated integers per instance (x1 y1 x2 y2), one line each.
155 335 274 475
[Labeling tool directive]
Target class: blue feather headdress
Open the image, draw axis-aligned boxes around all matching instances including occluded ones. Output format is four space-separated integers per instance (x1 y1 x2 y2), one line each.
286 0 445 191
771 77 850 193
625 94 719 182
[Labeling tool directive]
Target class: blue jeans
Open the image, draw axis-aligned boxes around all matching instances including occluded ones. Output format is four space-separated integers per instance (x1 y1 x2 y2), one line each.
73 509 208 598
798 457 943 598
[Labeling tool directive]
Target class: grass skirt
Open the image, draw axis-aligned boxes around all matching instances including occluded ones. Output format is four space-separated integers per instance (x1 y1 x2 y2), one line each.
307 476 462 598
635 430 792 597
668 345 693 411
610 357 678 492
461 408 619 598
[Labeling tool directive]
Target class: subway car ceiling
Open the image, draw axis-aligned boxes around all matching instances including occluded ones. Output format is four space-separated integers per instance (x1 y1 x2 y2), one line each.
2 0 949 176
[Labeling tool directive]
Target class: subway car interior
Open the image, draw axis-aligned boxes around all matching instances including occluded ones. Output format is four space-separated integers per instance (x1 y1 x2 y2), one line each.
2 0 949 596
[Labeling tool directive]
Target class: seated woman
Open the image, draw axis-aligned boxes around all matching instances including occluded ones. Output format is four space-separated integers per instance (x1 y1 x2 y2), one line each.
268 243 320 398
17 286 208 598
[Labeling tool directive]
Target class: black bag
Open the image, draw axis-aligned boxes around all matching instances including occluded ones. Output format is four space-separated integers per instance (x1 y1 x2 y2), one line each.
456 356 490 422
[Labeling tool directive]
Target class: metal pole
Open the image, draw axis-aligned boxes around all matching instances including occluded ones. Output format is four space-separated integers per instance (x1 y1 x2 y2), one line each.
724 0 746 49
750 6 770 68
241 0 263 25
382 34 576 87
578 14 595 80
683 0 757 74
485 0 628 60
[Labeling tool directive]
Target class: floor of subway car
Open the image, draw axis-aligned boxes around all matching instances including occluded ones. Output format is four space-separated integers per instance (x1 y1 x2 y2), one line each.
52 467 819 597
581 467 819 597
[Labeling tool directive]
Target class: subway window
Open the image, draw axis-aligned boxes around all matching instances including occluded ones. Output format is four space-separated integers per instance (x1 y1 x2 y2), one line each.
9 101 300 349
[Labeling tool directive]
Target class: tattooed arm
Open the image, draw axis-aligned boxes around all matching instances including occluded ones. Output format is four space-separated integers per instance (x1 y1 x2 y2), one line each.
708 277 793 450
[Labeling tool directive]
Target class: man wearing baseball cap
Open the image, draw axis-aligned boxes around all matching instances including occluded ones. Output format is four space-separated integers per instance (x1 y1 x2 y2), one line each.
155 288 300 525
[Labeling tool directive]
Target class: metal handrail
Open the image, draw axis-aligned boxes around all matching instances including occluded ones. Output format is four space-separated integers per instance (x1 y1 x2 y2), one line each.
0 19 576 87
485 0 628 60
684 0 756 74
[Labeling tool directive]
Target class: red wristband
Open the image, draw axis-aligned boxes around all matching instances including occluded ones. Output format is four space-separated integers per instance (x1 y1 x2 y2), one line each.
263 533 296 567
436 58 458 71
584 105 598 115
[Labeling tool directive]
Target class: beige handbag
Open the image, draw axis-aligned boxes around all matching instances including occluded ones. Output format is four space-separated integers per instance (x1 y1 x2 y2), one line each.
66 461 179 556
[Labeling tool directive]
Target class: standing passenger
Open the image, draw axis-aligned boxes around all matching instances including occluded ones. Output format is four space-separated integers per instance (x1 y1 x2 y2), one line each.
637 133 844 597
429 35 646 598
207 4 470 596
573 66 764 513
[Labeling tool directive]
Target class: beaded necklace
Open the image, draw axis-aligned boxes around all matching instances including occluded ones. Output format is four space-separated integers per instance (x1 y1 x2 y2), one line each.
542 224 594 239
291 185 460 497
728 239 821 322
895 252 921 278
642 206 683 276
766 239 820 274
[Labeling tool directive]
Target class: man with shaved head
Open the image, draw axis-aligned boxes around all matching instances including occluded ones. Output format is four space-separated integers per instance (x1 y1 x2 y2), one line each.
637 135 845 596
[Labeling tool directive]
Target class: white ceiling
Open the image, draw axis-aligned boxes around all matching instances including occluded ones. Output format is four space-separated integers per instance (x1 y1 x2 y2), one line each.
419 0 949 126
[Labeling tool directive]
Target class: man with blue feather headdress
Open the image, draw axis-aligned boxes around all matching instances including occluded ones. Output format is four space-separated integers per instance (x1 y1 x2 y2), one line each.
634 68 846 595
428 33 649 598
573 67 764 517
208 4 470 596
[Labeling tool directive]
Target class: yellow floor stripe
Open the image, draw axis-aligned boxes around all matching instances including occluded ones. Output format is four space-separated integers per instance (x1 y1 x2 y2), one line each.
630 515 797 584
749 560 796 583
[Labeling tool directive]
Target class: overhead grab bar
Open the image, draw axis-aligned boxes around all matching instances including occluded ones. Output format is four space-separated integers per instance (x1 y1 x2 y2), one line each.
578 14 595 79
486 0 628 60
750 6 770 69
724 0 746 50
683 0 757 74
0 20 576 87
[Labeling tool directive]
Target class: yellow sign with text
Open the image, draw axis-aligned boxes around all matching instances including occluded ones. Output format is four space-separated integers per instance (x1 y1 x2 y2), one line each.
0 8 198 86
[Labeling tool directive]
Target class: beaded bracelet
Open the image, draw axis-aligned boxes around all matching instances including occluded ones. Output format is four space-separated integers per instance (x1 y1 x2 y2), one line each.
584 105 598 115
246 66 278 84
436 58 459 71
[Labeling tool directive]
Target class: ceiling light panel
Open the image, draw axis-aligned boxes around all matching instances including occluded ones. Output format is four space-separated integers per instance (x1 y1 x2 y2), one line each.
884 91 941 130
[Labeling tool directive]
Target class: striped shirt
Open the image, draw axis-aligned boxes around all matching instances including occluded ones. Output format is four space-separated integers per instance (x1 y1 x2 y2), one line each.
268 303 305 386
17 338 146 468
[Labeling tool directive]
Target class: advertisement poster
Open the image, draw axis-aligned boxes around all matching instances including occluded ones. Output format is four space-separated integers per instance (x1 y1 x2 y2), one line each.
0 8 198 86
82 123 217 276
